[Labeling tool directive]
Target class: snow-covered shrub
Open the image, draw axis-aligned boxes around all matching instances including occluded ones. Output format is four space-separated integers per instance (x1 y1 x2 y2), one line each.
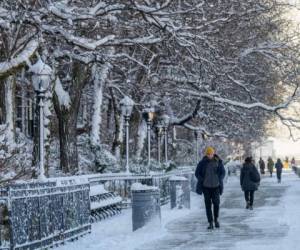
94 146 119 173
0 125 33 184
126 159 149 174
77 134 120 173
162 161 177 172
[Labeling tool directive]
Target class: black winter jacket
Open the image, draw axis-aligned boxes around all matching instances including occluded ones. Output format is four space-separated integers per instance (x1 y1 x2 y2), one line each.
195 155 225 195
240 163 260 191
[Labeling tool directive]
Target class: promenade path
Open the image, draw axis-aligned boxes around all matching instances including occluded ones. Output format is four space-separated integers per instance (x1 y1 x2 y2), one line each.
138 171 300 250
62 171 300 250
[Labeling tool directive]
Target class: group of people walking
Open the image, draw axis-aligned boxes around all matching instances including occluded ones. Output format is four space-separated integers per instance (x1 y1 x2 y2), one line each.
195 146 288 230
259 157 283 183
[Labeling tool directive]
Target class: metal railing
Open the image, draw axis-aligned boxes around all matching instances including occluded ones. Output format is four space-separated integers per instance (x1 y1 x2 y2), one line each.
88 167 195 206
0 180 91 250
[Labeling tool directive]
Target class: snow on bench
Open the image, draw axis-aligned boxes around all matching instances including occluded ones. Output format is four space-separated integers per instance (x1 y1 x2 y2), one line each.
89 184 123 223
90 196 123 210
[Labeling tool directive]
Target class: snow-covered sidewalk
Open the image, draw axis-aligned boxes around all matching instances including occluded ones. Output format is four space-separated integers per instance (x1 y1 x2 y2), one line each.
60 171 300 250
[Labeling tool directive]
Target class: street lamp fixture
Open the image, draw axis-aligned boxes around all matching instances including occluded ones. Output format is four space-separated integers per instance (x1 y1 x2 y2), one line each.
120 96 134 174
30 59 52 180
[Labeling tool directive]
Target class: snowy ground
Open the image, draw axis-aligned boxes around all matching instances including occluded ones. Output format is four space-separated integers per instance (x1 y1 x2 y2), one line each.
60 170 300 250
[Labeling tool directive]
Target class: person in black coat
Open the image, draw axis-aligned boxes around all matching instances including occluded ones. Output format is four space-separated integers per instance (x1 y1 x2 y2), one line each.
195 147 225 230
240 157 260 210
259 157 265 175
275 159 283 183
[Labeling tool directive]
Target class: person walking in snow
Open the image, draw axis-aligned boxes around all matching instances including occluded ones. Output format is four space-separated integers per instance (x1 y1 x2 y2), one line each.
240 157 260 210
267 157 274 177
195 146 225 230
291 157 296 171
259 158 265 175
275 159 283 183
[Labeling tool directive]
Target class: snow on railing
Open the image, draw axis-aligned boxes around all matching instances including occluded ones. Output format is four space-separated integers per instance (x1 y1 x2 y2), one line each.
0 180 91 249
87 167 195 206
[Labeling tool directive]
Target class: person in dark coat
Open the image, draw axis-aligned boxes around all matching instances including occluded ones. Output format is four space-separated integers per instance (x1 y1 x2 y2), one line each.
240 157 260 210
195 146 225 230
267 157 274 177
259 158 265 175
275 159 283 183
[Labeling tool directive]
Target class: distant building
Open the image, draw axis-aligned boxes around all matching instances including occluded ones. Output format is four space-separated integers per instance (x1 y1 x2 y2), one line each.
252 137 300 166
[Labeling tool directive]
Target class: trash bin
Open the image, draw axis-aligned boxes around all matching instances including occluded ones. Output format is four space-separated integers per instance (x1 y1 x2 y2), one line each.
169 176 190 209
131 183 161 231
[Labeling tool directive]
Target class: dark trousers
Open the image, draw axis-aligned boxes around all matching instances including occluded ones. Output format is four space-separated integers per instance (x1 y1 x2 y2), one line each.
244 190 254 206
277 171 282 183
203 187 220 223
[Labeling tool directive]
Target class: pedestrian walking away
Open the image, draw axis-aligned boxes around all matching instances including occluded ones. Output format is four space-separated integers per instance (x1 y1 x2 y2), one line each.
291 157 296 171
275 158 283 183
259 157 265 175
195 146 225 230
240 157 261 210
267 157 274 177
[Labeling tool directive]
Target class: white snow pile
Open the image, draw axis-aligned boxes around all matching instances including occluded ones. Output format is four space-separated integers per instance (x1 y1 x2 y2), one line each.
91 197 123 210
59 192 201 250
169 176 187 181
90 184 108 196
131 183 158 191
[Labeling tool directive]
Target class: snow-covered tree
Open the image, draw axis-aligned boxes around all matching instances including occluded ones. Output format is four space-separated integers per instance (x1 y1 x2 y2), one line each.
0 0 300 176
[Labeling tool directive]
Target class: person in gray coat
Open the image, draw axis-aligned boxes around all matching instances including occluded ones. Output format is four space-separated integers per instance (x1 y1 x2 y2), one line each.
275 159 283 183
240 157 261 210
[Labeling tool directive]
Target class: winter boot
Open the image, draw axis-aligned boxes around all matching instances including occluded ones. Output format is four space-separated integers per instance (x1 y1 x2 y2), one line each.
214 220 220 228
207 222 214 230
246 202 250 209
249 205 253 210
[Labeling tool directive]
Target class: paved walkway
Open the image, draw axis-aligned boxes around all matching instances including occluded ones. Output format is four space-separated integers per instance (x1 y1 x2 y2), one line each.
137 171 297 250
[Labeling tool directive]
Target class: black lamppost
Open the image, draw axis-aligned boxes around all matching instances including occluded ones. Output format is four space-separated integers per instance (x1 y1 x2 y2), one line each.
161 114 170 163
143 107 155 167
30 59 52 180
156 123 163 166
195 130 201 163
120 96 134 173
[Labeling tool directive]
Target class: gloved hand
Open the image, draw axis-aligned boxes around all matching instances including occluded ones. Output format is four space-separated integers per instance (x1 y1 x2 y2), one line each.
219 186 223 195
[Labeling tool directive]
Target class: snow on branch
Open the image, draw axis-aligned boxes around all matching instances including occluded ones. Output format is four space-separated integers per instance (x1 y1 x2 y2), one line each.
48 2 125 21
42 25 162 49
171 100 201 125
240 42 288 58
183 123 228 138
0 39 38 79
42 25 115 50
186 89 299 112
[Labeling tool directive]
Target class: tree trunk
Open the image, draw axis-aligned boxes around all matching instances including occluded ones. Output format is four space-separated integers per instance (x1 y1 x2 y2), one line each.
4 76 16 145
54 105 79 174
0 81 5 124
53 62 87 174
90 63 110 147
110 88 123 160
135 117 147 160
